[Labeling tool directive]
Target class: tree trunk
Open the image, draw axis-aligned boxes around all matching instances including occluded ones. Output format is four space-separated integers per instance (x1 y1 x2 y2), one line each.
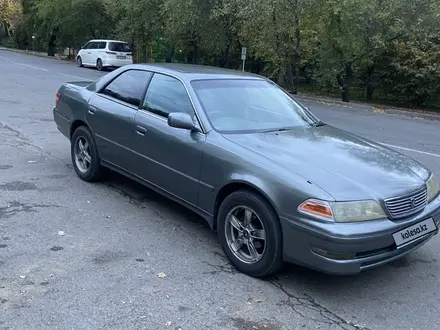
138 26 149 63
337 63 353 102
192 35 201 64
293 0 300 94
366 85 374 102
366 64 375 102
342 87 350 102
166 45 174 63
223 41 231 68
277 66 286 87
47 34 57 57
286 63 295 91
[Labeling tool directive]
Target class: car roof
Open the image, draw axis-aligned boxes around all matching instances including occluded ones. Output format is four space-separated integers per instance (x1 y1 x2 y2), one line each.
122 63 264 81
88 39 128 44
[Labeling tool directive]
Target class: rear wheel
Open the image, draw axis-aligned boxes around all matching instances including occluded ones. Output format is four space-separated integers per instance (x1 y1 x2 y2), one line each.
76 56 83 67
96 58 103 71
217 190 283 277
71 126 102 182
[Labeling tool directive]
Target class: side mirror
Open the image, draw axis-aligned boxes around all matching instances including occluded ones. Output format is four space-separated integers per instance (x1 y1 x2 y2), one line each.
168 112 197 130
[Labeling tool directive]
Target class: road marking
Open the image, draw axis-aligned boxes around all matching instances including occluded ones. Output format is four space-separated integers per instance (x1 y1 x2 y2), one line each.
9 61 49 72
8 60 93 81
58 72 92 80
381 143 440 158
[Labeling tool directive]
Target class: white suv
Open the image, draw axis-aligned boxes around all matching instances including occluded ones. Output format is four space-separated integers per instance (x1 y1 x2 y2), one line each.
76 39 133 70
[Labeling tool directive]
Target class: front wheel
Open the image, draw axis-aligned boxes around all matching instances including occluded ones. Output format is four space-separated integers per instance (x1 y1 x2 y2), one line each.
96 58 103 71
217 190 283 277
71 126 102 182
76 56 83 67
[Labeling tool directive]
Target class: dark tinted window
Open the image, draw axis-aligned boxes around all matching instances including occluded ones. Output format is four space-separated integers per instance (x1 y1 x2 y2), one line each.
89 42 99 49
98 42 106 49
84 42 93 49
108 42 131 52
101 70 152 107
142 73 194 118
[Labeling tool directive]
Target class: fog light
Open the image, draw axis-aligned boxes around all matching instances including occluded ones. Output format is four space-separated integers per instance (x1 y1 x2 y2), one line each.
311 246 355 260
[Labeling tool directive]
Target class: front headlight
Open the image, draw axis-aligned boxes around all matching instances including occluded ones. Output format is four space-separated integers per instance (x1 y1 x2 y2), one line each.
298 199 387 223
427 173 439 202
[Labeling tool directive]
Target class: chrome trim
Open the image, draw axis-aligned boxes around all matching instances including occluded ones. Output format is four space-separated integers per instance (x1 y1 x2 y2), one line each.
138 108 167 122
384 185 428 219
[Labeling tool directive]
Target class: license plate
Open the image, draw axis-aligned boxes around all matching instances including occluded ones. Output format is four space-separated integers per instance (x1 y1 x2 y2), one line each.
392 218 437 247
117 56 126 59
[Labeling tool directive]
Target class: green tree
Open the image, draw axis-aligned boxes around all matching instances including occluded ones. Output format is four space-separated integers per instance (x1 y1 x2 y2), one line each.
104 0 162 63
0 0 21 41
314 0 440 102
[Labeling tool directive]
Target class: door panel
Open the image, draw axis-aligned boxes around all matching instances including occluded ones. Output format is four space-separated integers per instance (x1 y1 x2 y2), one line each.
85 42 99 65
130 73 205 206
89 42 100 66
87 94 137 169
86 69 153 170
81 42 92 64
132 111 205 205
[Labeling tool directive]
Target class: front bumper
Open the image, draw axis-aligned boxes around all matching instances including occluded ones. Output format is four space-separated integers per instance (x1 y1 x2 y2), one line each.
281 193 440 275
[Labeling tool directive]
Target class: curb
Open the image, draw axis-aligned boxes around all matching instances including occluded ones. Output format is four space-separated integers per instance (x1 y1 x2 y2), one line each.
378 108 440 122
295 94 375 110
0 47 73 62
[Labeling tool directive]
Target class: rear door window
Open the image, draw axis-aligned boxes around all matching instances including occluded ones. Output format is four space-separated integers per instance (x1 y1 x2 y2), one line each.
108 42 131 53
100 70 153 107
98 42 107 49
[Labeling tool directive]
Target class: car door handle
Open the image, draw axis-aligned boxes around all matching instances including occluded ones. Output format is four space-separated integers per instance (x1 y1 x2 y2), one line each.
136 125 147 136
88 106 97 114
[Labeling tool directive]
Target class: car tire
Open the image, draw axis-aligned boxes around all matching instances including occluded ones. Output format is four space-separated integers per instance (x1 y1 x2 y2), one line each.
217 190 283 277
71 126 102 182
96 58 103 71
76 56 83 67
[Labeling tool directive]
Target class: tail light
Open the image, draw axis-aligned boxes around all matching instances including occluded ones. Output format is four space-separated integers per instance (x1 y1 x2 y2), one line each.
106 51 117 55
55 92 60 104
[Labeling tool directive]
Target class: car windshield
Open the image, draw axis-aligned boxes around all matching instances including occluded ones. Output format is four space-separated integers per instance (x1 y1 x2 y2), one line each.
191 79 318 133
108 42 131 52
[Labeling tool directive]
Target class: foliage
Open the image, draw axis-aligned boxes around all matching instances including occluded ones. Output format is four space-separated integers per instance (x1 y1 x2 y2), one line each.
0 0 21 39
6 0 440 108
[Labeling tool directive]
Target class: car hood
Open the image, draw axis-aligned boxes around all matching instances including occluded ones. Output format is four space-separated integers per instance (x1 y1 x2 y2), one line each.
223 125 430 201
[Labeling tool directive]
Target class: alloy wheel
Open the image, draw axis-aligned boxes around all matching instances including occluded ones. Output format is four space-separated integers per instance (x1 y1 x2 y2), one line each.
224 205 267 264
74 137 92 174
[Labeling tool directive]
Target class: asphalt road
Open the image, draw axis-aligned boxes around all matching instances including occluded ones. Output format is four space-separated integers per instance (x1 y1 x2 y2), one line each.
0 49 439 330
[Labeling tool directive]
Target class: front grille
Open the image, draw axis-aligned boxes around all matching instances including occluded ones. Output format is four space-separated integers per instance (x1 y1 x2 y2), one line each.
384 186 428 219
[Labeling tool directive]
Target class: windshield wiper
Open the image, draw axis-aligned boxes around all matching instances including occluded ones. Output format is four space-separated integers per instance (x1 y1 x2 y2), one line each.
263 127 293 133
313 121 325 127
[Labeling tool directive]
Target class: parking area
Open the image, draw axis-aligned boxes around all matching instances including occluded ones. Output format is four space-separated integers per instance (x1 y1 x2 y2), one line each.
1 49 440 330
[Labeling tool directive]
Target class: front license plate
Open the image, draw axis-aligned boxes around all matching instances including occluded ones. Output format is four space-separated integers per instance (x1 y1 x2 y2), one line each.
392 218 437 247
117 56 126 59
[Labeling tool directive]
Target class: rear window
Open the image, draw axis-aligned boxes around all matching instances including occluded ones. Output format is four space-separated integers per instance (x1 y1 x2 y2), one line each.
108 42 131 52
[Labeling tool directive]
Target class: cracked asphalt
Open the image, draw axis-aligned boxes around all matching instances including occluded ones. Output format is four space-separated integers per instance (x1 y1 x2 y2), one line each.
1 49 440 330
